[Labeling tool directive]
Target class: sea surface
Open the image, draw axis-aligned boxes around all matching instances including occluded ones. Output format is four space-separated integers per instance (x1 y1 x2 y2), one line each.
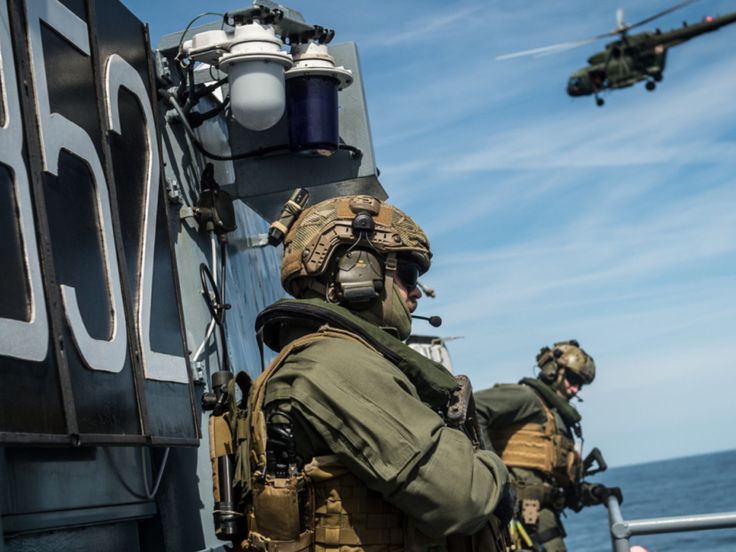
563 449 736 551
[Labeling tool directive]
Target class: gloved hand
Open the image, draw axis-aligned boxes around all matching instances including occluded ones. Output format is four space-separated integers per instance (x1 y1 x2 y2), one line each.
591 484 624 505
494 483 516 525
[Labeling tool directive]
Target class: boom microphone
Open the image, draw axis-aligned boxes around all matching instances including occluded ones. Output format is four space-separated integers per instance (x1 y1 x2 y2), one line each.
411 315 442 327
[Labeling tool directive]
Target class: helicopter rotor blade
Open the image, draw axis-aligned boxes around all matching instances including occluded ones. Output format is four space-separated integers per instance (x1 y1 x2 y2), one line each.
496 0 700 62
625 0 701 31
496 36 606 61
616 8 626 31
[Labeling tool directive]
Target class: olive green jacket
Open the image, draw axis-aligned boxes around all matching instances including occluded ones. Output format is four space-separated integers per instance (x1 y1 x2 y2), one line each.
263 322 510 542
474 382 601 511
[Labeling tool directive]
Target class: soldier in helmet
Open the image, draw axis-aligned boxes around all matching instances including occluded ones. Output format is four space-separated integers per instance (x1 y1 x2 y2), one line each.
475 341 622 552
241 195 512 551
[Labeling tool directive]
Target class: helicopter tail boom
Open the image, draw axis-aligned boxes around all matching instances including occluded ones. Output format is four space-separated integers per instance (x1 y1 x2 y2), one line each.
653 11 736 47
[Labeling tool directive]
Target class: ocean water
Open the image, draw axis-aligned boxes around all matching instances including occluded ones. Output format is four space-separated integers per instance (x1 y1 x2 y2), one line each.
562 449 736 551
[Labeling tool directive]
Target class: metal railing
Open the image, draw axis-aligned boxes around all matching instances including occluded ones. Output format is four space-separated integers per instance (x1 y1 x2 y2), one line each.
606 496 736 552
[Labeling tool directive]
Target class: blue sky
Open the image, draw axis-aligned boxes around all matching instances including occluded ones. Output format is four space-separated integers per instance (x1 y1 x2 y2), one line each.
125 0 736 467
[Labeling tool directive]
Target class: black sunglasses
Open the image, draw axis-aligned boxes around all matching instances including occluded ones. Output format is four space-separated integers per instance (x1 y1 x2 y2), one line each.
396 261 420 292
564 369 585 388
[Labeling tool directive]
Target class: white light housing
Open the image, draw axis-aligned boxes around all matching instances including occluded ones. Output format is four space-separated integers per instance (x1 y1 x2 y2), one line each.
219 23 293 131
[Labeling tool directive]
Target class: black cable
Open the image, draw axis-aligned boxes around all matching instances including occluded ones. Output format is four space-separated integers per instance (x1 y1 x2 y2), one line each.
198 261 231 372
338 144 363 160
187 96 230 128
175 12 226 68
199 263 223 324
160 89 291 161
183 78 228 115
171 12 226 118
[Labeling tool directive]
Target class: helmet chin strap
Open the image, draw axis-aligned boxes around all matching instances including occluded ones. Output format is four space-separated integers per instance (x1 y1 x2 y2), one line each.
382 252 398 324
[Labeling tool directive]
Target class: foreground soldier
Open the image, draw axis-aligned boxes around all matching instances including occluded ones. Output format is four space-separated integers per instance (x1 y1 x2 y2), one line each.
242 195 512 551
475 341 622 552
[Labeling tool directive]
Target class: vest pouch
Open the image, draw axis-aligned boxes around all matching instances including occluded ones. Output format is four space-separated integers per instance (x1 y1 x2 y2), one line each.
551 435 574 485
304 455 405 550
492 424 554 474
551 435 567 469
566 449 581 484
252 476 304 541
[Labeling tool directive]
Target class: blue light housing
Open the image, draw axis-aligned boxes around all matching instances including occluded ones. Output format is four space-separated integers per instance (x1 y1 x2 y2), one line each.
285 42 353 157
286 75 340 157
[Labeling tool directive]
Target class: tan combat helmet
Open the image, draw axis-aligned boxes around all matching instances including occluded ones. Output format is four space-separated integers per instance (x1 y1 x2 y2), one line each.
280 195 431 305
537 339 596 385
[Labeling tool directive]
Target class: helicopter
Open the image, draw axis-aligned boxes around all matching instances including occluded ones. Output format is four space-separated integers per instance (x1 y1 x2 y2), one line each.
498 1 736 106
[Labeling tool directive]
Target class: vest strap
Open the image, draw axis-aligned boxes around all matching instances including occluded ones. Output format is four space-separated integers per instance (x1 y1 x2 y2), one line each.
249 529 313 552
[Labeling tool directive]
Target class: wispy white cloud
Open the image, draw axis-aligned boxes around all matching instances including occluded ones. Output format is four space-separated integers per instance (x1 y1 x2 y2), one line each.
443 56 736 171
431 182 736 322
360 5 486 48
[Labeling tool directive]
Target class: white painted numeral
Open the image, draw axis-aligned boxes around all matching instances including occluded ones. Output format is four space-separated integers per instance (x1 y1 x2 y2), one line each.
0 0 49 362
105 54 188 383
25 0 127 372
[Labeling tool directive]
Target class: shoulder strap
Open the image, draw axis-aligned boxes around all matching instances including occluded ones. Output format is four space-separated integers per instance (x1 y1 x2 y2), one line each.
248 327 373 473
536 398 557 437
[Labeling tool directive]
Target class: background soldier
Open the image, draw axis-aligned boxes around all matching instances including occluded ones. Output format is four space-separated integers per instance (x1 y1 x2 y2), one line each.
241 195 512 551
475 340 622 552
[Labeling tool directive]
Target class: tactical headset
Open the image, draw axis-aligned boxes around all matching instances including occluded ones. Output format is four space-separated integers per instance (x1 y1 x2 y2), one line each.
326 211 380 305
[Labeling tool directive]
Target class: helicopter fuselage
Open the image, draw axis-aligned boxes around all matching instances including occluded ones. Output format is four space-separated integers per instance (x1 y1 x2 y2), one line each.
566 11 736 98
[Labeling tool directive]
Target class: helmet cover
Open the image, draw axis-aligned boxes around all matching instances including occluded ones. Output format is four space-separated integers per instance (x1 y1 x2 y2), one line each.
280 195 431 296
552 340 596 384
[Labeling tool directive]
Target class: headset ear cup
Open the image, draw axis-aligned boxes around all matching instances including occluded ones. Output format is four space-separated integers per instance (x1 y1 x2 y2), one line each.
539 361 558 384
334 248 385 305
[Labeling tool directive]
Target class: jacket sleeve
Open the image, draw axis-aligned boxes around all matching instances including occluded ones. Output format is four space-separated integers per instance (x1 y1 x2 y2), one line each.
474 384 545 452
265 337 509 540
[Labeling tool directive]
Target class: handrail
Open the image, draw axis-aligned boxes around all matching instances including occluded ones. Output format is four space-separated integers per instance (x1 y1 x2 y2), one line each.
606 496 736 551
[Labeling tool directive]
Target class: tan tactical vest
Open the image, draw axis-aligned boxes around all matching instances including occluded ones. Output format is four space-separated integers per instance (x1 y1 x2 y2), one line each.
243 327 508 552
245 328 407 552
487 397 580 488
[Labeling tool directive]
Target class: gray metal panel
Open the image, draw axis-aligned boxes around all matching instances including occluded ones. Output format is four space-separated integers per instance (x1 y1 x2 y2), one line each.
2 447 152 517
223 41 385 221
5 521 142 552
3 503 156 535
